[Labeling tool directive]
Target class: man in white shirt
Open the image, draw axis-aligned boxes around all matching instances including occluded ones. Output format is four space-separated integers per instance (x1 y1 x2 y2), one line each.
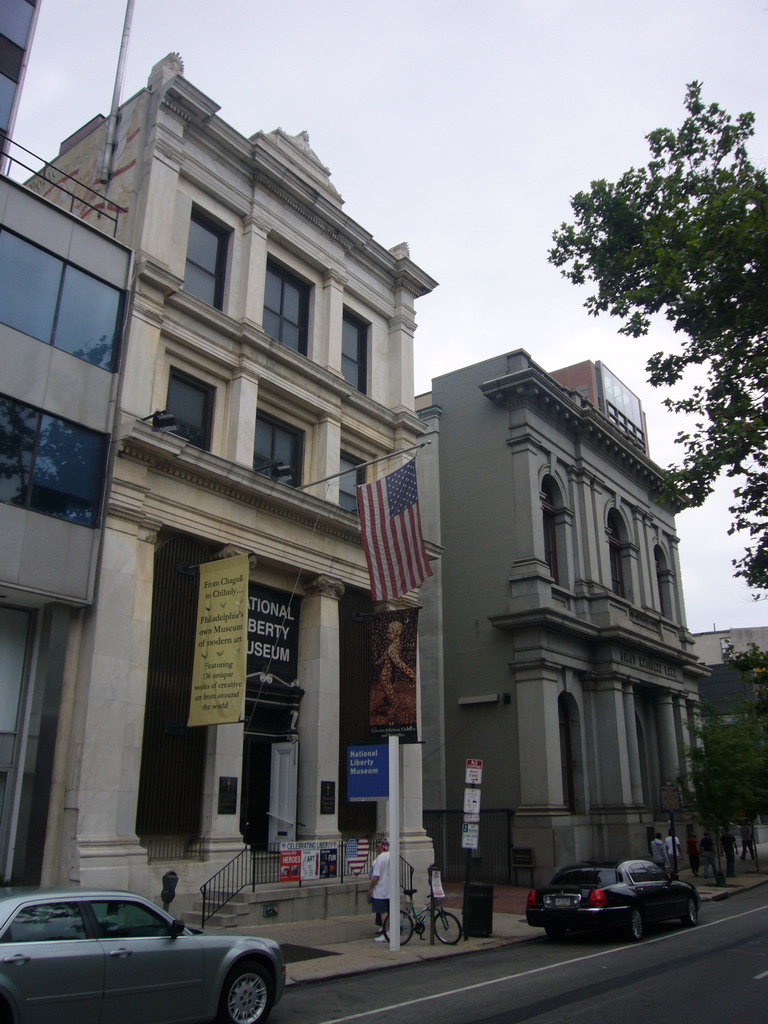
665 831 681 871
368 839 390 942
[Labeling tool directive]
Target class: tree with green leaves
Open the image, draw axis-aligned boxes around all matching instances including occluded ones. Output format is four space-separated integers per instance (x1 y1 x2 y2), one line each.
680 702 768 868
550 82 768 591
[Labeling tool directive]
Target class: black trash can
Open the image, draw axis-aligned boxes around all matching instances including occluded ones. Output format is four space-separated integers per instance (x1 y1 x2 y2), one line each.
465 883 494 937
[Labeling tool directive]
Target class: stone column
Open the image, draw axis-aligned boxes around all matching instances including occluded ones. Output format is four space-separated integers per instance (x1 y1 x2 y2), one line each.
304 416 342 503
241 216 270 327
590 677 633 807
318 268 346 375
296 575 344 841
655 689 680 786
224 362 259 468
622 681 644 806
515 661 563 809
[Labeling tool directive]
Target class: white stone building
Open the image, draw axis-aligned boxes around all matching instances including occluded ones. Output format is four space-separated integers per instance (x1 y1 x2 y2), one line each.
419 352 707 884
25 53 437 896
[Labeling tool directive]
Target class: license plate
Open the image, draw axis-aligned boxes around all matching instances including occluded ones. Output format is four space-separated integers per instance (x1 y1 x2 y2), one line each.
544 894 577 908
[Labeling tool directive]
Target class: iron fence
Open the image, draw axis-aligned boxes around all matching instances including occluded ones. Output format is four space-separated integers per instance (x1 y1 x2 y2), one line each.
424 809 513 884
199 838 412 927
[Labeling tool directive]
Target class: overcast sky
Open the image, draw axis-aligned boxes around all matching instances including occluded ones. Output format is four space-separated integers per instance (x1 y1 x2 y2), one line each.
12 0 768 634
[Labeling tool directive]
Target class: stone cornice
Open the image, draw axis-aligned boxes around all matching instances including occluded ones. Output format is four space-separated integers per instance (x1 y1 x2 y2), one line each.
481 367 667 495
117 426 364 545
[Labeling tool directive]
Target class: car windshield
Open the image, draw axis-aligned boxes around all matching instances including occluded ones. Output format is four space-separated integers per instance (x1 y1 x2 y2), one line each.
551 868 619 887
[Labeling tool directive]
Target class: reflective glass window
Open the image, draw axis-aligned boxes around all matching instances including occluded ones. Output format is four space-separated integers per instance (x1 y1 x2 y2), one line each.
54 265 122 369
31 415 106 525
0 230 61 341
91 900 170 939
0 395 36 505
1 902 86 943
0 0 35 49
0 395 106 526
0 231 122 369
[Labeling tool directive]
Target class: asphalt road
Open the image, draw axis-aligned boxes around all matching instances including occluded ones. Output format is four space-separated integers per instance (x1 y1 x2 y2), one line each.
273 888 768 1024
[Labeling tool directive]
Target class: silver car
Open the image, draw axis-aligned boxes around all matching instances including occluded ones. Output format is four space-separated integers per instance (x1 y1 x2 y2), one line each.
0 888 284 1024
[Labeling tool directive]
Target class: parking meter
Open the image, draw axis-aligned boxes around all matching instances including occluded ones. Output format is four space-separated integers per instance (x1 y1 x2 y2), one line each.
161 870 178 911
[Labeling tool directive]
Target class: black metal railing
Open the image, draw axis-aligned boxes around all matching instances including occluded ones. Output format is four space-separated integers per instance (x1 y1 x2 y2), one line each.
3 137 127 236
199 839 414 928
424 809 514 884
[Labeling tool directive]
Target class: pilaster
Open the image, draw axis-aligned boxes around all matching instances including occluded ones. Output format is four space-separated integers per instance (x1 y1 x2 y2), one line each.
296 575 344 841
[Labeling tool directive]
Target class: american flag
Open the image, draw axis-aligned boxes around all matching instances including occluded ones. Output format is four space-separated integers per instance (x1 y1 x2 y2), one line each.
357 459 432 601
345 837 370 876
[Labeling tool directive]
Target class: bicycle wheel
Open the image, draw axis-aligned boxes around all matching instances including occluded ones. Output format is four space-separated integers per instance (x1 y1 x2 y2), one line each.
433 908 462 944
383 910 414 944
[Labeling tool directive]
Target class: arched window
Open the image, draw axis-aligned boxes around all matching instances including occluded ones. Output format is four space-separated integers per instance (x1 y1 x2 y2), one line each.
541 478 560 584
558 693 576 811
654 544 672 619
607 508 627 598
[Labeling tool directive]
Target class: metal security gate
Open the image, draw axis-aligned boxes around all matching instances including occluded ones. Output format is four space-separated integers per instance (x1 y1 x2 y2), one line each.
424 809 513 884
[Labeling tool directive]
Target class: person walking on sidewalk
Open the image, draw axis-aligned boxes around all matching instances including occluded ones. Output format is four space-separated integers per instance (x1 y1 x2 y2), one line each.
700 831 717 878
686 832 700 876
650 833 668 870
721 827 738 877
740 822 755 861
368 839 390 942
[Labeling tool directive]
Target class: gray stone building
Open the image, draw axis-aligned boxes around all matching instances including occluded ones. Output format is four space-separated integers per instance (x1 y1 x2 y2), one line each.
19 53 438 896
419 351 706 884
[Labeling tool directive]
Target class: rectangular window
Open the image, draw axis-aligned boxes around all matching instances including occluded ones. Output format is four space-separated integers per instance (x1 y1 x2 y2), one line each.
184 210 228 309
166 370 215 451
341 311 368 393
254 412 302 486
0 230 122 370
0 394 107 527
263 261 309 355
339 452 364 512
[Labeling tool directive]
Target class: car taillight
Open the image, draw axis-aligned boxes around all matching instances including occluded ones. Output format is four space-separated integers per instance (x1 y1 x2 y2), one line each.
588 888 608 907
527 889 538 908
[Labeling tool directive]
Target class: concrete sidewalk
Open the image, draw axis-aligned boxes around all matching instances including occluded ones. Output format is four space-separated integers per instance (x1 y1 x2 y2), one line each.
215 858 768 987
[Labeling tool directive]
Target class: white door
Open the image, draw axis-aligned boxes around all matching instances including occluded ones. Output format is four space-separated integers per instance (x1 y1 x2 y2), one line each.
268 741 298 844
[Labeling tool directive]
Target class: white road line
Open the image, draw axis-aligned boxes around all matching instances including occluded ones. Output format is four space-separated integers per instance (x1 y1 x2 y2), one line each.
313 902 768 1024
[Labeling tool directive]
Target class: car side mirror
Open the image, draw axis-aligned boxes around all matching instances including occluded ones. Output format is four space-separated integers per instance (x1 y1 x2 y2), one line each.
170 919 185 938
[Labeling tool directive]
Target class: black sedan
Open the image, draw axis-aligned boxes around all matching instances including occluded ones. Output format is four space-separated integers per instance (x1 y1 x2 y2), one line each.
526 859 699 941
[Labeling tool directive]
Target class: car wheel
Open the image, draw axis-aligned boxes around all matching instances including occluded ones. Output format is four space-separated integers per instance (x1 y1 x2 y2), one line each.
681 896 698 927
216 959 274 1024
544 923 566 940
628 906 645 942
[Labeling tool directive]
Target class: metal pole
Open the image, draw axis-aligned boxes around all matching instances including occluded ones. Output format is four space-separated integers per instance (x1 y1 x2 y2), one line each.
98 0 136 183
388 735 401 952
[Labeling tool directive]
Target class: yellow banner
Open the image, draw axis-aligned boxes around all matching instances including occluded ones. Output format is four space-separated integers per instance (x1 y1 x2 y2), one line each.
188 554 248 726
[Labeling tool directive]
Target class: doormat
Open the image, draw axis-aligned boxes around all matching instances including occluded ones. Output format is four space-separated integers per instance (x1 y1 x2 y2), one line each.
280 943 342 963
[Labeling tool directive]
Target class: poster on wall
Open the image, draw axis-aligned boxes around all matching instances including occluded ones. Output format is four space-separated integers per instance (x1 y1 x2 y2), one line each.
369 608 419 741
188 554 248 726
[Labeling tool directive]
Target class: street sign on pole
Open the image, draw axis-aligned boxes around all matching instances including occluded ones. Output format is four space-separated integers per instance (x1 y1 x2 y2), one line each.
465 758 483 785
463 787 481 814
461 822 480 850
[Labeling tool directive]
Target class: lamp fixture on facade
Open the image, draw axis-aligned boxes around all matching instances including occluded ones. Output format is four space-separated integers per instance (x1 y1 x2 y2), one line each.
141 410 177 431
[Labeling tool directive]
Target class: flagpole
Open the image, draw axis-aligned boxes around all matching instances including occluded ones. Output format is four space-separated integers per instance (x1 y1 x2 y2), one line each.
388 734 401 952
296 441 431 491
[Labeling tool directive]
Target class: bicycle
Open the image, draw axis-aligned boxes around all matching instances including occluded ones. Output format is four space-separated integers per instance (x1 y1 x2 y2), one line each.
383 887 463 945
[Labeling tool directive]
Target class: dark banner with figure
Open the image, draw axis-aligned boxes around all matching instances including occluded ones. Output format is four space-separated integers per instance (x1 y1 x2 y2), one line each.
369 608 419 741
